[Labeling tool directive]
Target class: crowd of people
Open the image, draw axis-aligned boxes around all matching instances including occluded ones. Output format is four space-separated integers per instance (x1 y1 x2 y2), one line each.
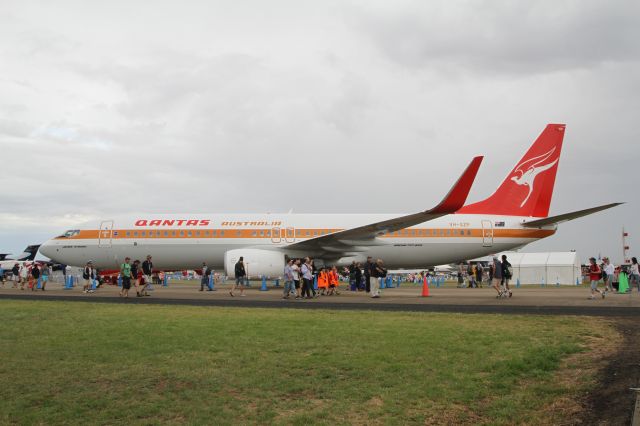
2 253 639 302
456 255 513 298
583 256 640 299
226 256 388 299
0 262 51 291
115 255 154 298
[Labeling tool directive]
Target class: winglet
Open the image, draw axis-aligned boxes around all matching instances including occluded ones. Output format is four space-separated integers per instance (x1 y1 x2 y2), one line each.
429 156 483 214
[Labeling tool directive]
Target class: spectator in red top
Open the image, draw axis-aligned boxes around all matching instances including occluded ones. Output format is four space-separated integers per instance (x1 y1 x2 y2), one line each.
588 257 605 300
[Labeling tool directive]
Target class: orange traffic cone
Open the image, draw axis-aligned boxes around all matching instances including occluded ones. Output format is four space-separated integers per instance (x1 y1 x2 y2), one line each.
421 276 430 297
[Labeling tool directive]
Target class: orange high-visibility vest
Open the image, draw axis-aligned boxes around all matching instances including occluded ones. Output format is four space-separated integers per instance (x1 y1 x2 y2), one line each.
329 271 339 286
318 271 329 288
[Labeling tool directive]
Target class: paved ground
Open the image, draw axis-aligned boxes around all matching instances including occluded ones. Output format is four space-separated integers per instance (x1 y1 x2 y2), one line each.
1 280 639 316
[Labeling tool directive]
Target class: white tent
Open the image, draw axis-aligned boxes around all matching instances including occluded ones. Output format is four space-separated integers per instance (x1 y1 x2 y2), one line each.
473 251 581 285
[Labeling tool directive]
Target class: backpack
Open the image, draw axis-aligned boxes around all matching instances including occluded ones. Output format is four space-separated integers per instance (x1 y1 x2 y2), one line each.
505 266 513 278
379 267 387 278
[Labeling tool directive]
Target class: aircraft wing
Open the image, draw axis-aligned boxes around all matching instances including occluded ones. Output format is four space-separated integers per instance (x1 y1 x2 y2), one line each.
521 203 623 228
284 156 483 255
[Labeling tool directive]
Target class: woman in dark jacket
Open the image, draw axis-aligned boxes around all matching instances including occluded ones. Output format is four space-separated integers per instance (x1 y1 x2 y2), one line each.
501 254 513 298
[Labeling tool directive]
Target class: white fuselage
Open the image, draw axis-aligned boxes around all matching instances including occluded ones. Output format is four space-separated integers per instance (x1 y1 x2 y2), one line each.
39 213 555 273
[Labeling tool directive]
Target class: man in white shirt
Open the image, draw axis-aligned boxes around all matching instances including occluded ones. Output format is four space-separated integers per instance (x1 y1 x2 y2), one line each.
630 257 639 292
291 259 301 299
283 259 294 299
300 257 316 299
603 257 615 293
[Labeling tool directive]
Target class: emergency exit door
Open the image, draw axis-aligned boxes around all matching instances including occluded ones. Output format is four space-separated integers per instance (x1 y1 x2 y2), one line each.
271 227 282 243
285 227 296 243
481 220 493 247
98 220 114 248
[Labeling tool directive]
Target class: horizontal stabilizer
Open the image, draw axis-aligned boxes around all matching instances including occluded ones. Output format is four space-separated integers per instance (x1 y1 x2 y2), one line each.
521 203 623 228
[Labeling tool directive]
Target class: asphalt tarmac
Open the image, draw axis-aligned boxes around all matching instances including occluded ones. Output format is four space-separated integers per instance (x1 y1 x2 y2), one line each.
1 280 639 316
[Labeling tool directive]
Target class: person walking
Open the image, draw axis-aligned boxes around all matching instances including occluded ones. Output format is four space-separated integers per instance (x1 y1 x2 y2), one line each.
587 257 605 300
142 255 154 296
355 262 363 291
370 259 386 298
491 257 503 297
501 254 513 298
82 261 95 294
230 256 246 297
292 258 301 299
283 259 294 299
328 266 340 295
200 262 210 291
119 257 132 298
475 262 484 288
317 267 329 295
300 257 316 299
11 263 19 288
602 257 614 293
348 261 357 291
364 257 373 293
630 257 640 292
40 263 50 291
19 263 28 290
467 263 476 288
30 263 40 291
132 260 143 297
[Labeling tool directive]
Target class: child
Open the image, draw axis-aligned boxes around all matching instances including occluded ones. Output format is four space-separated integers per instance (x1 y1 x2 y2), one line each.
328 266 340 295
317 268 329 295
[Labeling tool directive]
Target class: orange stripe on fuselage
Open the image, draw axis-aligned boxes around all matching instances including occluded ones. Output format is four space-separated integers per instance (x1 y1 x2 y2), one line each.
55 228 555 240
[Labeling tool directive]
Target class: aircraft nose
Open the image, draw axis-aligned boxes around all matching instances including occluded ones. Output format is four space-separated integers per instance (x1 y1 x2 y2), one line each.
39 239 56 260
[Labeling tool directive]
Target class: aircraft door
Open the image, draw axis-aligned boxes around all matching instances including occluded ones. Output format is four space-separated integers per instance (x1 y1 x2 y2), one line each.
285 227 296 243
271 227 282 243
99 220 114 248
481 220 493 247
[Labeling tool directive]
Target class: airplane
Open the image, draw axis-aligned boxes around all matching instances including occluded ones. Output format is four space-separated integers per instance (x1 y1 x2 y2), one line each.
0 245 41 270
39 124 622 278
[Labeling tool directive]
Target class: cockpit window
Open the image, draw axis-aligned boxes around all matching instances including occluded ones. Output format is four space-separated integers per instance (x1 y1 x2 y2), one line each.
59 229 80 238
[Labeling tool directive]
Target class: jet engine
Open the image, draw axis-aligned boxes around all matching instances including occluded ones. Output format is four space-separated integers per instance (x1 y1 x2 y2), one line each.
224 249 285 279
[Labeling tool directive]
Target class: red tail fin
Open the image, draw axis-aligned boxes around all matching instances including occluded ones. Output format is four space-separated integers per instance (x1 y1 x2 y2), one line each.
457 124 566 217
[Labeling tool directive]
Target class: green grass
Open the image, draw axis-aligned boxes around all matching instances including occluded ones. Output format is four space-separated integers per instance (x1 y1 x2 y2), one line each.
0 301 608 425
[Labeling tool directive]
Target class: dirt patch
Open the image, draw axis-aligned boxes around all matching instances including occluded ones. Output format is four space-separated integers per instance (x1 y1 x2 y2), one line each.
578 317 640 425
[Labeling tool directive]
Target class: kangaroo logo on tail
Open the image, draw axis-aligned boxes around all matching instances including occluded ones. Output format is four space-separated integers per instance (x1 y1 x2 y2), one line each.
510 147 559 208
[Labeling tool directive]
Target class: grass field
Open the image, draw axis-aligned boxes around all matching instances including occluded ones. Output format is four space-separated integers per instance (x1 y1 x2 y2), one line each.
0 301 615 425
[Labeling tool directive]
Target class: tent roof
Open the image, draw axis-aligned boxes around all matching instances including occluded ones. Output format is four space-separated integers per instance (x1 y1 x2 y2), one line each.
473 251 580 267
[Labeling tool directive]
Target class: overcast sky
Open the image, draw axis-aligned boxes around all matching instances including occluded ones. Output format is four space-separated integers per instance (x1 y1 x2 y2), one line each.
1 0 638 264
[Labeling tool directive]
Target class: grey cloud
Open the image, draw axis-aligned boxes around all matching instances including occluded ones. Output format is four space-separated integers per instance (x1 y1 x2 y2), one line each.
355 1 640 75
0 0 638 263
